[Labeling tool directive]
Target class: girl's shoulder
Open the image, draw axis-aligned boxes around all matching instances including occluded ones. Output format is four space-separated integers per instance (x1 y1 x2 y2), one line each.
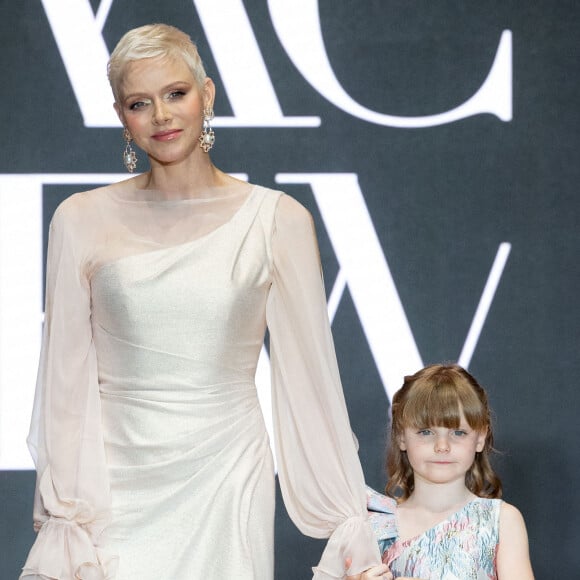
366 485 398 513
451 496 502 530
366 486 398 543
498 500 527 532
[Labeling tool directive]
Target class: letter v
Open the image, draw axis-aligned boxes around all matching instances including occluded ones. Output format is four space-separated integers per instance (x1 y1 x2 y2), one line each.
40 0 119 126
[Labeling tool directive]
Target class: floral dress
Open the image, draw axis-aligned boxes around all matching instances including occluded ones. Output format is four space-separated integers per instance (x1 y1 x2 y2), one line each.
367 487 501 579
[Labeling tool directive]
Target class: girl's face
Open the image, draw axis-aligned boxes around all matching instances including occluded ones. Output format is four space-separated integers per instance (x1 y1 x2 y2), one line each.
399 413 486 488
114 56 214 168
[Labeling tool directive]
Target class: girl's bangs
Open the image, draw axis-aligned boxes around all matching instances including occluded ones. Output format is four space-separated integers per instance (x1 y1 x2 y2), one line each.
401 379 486 430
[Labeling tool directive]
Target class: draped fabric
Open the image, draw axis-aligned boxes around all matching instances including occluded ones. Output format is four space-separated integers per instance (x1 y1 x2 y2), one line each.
20 181 380 579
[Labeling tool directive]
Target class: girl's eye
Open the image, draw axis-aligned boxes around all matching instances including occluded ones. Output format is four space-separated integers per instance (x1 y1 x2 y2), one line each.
453 430 468 437
417 429 432 436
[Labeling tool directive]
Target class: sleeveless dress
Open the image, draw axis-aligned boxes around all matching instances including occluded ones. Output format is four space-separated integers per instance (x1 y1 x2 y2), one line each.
367 487 501 580
20 184 381 579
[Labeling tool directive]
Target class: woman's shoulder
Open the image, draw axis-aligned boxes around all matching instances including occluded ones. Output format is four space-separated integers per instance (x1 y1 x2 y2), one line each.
55 181 121 216
258 187 313 232
54 177 139 224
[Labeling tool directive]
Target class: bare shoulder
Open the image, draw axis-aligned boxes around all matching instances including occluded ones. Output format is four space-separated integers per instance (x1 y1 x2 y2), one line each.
499 501 527 532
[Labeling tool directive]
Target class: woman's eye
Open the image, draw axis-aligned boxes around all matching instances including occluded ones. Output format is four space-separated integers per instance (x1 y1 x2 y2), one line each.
129 100 147 111
168 90 186 99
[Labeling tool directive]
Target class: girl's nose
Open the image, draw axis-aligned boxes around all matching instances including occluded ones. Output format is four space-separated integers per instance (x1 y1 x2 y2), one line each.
434 436 450 453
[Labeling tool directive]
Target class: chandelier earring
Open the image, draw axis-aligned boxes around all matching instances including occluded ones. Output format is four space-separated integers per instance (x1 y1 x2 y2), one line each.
122 127 138 173
199 107 215 153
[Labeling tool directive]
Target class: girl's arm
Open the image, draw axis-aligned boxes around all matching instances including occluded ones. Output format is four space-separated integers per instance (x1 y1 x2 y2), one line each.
496 502 534 580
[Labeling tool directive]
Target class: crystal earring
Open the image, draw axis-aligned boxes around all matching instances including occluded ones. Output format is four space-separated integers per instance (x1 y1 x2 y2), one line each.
123 127 138 173
199 108 215 153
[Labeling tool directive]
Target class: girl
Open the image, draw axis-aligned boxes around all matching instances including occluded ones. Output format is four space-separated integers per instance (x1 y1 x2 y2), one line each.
348 363 534 579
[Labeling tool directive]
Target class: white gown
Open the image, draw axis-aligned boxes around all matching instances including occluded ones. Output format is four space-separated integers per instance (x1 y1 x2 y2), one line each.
20 182 380 579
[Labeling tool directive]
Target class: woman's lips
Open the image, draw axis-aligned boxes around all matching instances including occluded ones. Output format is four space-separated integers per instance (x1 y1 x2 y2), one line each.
152 129 182 141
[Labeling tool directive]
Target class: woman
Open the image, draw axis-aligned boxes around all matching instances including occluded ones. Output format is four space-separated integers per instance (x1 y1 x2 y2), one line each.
20 23 380 579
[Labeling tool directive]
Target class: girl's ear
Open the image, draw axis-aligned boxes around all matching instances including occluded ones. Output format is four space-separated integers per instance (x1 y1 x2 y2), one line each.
398 434 407 451
475 428 487 452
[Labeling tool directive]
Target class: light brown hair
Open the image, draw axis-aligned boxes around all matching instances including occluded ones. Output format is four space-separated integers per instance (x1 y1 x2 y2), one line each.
386 363 502 501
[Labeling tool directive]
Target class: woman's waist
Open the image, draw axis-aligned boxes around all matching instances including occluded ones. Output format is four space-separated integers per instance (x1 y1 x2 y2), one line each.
100 382 269 464
98 373 259 403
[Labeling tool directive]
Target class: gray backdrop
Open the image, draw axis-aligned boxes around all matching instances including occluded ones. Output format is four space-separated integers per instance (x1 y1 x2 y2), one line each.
1 1 579 578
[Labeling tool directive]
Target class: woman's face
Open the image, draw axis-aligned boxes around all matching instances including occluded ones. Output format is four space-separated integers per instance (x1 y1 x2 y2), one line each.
115 55 214 167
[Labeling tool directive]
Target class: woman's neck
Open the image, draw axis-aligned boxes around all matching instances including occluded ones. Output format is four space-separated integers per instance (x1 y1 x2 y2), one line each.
143 155 228 200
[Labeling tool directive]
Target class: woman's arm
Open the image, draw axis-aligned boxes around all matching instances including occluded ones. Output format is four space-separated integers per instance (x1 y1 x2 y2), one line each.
20 198 116 579
496 502 534 580
345 558 392 579
266 193 381 579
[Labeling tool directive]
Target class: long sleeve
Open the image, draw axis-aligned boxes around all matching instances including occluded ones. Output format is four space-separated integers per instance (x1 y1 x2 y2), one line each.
266 194 381 579
20 201 117 579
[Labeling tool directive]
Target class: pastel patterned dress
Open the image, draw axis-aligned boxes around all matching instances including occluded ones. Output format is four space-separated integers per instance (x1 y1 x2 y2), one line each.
367 487 501 580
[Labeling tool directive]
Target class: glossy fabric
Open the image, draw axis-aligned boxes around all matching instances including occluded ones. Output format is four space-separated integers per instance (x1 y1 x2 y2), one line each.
20 183 380 579
92 188 276 579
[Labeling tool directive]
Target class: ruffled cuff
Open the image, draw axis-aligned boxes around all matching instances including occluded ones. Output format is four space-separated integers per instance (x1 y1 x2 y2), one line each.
312 515 381 579
20 518 118 580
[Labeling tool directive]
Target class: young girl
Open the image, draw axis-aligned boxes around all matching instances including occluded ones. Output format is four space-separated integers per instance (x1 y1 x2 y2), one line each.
347 363 534 580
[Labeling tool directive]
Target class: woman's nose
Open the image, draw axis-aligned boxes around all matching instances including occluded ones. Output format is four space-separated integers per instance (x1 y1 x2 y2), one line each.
153 101 171 124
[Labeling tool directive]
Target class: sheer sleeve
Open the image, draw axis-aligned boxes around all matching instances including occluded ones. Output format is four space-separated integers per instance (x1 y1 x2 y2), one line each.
266 194 381 579
20 200 117 579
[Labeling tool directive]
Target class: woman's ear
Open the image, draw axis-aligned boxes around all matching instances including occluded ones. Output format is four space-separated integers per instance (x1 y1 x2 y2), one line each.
114 101 125 127
203 77 216 110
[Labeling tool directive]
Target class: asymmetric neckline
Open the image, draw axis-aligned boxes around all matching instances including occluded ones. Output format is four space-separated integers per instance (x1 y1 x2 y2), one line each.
397 497 482 545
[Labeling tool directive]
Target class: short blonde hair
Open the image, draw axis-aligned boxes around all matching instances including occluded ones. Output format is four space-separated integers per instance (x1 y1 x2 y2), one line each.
108 23 207 102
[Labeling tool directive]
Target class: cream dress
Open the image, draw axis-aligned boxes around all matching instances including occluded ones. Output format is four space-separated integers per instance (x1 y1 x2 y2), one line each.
20 182 380 579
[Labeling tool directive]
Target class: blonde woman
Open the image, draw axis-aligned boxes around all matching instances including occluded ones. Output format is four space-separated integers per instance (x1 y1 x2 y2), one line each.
20 23 380 580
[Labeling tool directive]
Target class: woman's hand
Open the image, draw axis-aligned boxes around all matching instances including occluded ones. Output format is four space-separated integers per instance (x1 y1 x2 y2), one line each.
344 557 393 580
